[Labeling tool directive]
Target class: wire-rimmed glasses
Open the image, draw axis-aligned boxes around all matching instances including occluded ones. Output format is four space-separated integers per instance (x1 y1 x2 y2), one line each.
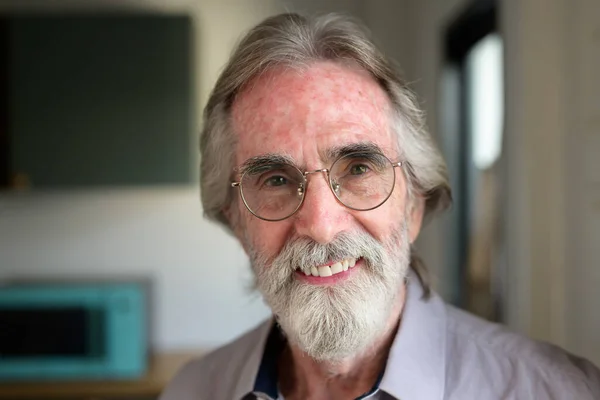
231 151 403 221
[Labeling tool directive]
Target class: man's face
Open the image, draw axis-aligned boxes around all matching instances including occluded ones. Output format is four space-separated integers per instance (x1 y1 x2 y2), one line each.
228 61 423 361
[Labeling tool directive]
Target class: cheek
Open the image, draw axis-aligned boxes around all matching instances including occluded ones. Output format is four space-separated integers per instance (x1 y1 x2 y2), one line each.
355 177 408 240
357 207 402 242
240 213 291 261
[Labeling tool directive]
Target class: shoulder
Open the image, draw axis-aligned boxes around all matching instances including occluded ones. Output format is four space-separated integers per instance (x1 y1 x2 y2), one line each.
444 305 600 398
159 319 272 400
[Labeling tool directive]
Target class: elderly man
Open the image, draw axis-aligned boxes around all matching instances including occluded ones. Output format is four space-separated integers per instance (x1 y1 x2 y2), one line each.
161 13 600 400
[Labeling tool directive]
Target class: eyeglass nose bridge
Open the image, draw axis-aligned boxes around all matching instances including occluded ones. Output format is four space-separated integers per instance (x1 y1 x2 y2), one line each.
303 168 329 177
297 168 338 197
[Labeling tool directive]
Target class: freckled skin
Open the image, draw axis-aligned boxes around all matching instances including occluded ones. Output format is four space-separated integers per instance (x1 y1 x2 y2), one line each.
229 61 423 262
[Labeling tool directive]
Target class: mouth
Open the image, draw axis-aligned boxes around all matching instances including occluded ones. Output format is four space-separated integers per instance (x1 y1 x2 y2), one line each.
295 257 361 285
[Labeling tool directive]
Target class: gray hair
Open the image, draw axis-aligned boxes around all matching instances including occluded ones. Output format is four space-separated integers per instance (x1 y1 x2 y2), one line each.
200 13 452 296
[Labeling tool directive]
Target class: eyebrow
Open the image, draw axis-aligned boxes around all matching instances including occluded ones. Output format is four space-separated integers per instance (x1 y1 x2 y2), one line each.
237 153 298 176
236 141 387 177
322 141 385 162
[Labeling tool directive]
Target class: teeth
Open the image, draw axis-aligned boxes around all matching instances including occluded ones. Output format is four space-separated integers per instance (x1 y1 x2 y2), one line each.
330 262 343 274
306 258 358 278
303 270 310 276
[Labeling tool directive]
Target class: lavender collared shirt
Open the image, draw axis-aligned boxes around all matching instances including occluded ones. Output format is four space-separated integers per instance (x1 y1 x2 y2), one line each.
160 274 600 400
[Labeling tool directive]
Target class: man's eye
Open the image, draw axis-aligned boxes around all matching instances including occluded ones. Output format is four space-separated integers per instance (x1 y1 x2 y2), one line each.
350 164 370 175
264 175 288 187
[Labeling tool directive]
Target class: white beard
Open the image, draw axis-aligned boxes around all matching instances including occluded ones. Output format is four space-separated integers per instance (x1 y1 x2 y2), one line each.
249 225 411 363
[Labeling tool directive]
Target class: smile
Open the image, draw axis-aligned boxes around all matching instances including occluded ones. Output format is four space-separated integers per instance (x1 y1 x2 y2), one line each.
296 258 358 277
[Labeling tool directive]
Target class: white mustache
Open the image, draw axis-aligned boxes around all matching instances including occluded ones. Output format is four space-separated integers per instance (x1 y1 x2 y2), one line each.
260 230 389 280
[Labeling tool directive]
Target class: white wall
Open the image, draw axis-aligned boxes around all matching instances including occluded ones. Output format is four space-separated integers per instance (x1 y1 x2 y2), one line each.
562 0 600 363
501 0 600 365
283 0 363 17
501 0 568 346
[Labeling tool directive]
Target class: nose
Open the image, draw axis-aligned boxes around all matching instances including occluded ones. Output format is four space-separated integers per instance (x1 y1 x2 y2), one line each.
292 171 349 244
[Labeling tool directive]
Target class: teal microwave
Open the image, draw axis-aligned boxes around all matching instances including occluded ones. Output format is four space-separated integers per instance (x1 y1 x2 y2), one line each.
0 281 148 381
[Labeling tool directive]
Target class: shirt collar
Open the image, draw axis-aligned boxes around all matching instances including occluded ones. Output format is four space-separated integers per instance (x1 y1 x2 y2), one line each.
379 273 447 400
238 272 447 400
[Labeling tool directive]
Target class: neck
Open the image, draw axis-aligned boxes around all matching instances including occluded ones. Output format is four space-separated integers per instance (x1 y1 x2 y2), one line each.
278 284 406 400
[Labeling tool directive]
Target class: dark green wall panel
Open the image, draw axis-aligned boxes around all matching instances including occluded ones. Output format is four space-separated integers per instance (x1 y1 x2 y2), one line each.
9 15 193 187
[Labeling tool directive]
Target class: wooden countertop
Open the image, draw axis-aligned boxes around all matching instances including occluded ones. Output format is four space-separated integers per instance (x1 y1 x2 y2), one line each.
0 351 204 399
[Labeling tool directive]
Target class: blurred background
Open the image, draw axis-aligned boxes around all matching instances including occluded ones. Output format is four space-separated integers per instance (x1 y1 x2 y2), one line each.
0 0 598 398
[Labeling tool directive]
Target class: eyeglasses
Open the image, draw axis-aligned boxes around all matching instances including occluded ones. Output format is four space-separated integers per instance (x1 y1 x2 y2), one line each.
231 151 404 221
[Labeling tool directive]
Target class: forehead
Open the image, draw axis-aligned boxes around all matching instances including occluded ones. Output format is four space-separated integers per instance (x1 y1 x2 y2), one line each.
231 61 395 167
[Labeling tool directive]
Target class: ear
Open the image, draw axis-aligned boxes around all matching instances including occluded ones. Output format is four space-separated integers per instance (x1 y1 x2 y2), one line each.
408 196 425 244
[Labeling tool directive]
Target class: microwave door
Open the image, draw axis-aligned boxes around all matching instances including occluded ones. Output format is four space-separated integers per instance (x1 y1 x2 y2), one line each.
0 307 106 359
